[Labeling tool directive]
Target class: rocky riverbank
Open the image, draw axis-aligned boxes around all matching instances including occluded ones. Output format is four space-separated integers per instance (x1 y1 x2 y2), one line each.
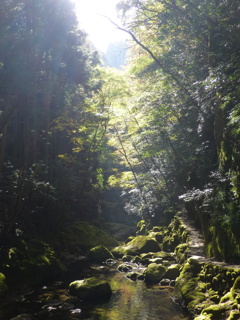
1 211 240 320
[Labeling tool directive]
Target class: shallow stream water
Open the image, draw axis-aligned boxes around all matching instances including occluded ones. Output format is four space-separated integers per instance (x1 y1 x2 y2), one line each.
3 262 190 320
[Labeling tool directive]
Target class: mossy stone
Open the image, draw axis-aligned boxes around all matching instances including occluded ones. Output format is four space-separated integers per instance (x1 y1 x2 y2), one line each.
152 227 161 232
164 264 181 280
132 256 141 263
231 276 240 293
227 310 240 320
88 245 114 263
201 304 228 319
122 254 134 262
118 264 133 272
111 245 137 258
154 232 164 243
69 277 112 300
144 263 166 283
126 271 144 281
175 243 189 262
149 257 163 264
112 235 160 257
125 235 160 253
0 273 7 297
220 292 233 303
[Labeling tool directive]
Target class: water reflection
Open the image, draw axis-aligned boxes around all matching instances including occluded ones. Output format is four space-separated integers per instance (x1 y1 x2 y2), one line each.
84 269 189 320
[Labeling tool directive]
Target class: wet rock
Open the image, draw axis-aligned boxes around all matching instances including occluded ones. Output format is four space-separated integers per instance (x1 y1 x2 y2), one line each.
10 315 33 320
88 245 114 263
60 302 75 311
132 256 141 264
122 254 134 262
159 278 171 286
69 277 112 301
144 263 166 283
70 308 82 314
126 271 144 281
164 264 181 280
118 263 133 272
42 299 62 308
105 258 116 266
149 257 163 264
91 265 108 273
170 280 176 287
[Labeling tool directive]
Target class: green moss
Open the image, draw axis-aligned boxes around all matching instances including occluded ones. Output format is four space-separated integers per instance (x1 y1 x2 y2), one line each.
144 263 166 283
88 245 114 263
112 235 160 257
4 239 63 287
0 273 7 298
176 260 206 314
202 303 231 319
162 232 180 251
220 292 233 303
69 277 112 300
164 264 181 280
111 245 137 258
227 310 240 320
60 222 119 253
175 243 189 262
122 254 134 262
231 276 240 293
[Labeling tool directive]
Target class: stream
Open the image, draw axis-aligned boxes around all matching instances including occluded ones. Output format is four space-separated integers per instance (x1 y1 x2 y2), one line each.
3 261 190 320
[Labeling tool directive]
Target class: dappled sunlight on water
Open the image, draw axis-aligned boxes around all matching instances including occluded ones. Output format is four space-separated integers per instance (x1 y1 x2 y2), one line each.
83 268 189 320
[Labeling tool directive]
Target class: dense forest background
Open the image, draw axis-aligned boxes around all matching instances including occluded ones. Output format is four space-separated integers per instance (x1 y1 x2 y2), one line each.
0 0 240 263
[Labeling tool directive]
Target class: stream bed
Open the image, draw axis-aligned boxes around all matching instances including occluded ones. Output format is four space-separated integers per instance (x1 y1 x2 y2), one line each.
3 262 190 320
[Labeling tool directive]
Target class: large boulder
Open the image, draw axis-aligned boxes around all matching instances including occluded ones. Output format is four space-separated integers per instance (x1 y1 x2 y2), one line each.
112 235 160 258
69 277 112 301
144 263 166 283
88 245 114 263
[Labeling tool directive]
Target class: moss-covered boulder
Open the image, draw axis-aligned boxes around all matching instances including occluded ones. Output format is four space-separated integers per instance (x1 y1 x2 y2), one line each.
3 239 64 287
88 245 114 263
164 264 181 280
162 233 181 252
201 302 237 319
144 263 166 283
153 232 164 243
175 259 206 314
69 277 112 300
125 235 160 253
112 235 160 258
122 254 134 262
111 246 137 258
175 243 189 262
0 273 7 297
